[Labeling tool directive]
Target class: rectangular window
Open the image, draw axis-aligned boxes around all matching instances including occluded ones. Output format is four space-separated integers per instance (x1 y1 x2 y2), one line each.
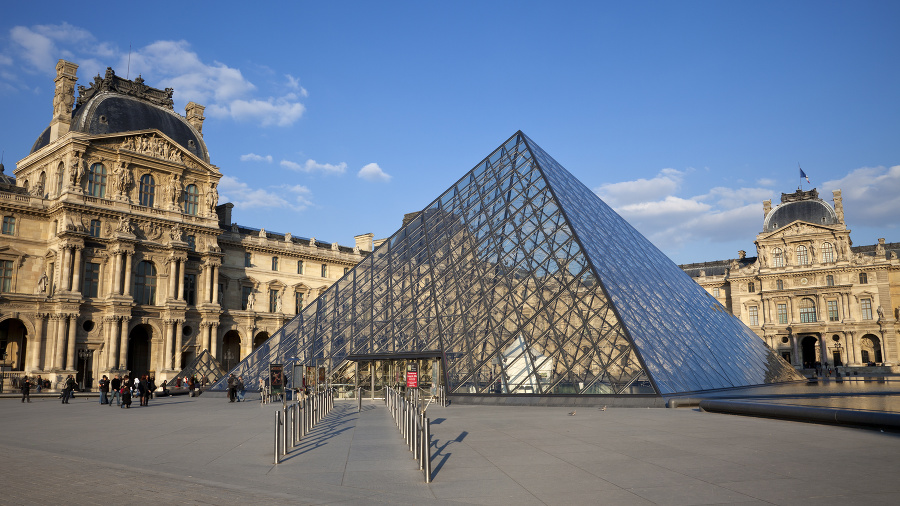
269 289 278 312
2 216 15 235
748 306 759 326
272 257 278 271
827 300 839 322
861 298 873 320
712 287 720 298
244 252 251 267
184 274 196 306
343 267 349 275
241 286 252 310
321 264 327 277
297 260 304 274
0 260 13 292
89 219 101 238
82 262 100 297
777 303 788 324
295 292 304 314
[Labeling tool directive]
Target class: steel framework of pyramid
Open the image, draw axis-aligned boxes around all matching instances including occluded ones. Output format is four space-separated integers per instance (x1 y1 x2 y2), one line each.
210 132 802 398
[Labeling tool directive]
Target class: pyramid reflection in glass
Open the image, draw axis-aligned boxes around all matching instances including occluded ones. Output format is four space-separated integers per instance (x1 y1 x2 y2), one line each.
211 132 801 397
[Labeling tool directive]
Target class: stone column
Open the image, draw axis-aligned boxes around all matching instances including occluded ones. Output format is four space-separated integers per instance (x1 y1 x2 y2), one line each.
177 260 185 301
210 323 218 360
112 251 123 295
108 318 120 370
61 246 72 291
174 322 184 370
211 265 219 305
818 334 828 366
198 265 207 305
790 334 800 367
44 316 58 370
66 314 77 370
123 252 133 296
163 320 173 370
31 314 46 372
70 247 83 294
54 315 67 370
118 317 129 372
168 258 178 299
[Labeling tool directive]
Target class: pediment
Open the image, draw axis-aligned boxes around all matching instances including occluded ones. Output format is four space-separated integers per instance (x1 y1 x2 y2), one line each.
0 245 27 258
90 130 220 176
757 221 835 241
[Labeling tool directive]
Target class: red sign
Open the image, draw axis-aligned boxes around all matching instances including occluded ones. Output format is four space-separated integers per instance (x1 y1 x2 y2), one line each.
406 363 418 388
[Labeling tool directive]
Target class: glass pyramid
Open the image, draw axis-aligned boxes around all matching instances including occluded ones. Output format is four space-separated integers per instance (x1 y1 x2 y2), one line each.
168 349 226 389
210 132 801 397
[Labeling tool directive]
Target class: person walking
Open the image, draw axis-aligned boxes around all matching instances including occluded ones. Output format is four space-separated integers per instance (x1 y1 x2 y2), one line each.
148 376 156 400
121 376 132 408
21 376 32 403
139 375 150 406
236 376 245 402
61 375 76 404
110 374 121 406
99 375 110 405
227 374 236 402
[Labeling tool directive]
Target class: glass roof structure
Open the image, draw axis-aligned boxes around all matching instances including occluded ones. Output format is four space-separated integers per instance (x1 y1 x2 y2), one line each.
210 132 802 397
169 349 225 388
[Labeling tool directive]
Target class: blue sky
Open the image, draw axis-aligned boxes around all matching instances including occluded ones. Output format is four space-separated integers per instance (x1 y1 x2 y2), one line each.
2 1 898 264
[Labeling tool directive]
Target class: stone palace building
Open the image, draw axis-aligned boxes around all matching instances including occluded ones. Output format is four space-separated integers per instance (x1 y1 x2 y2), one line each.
681 188 899 371
0 60 372 390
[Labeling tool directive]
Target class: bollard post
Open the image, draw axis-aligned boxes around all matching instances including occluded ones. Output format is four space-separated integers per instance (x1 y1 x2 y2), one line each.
282 405 288 455
424 416 431 483
274 410 281 464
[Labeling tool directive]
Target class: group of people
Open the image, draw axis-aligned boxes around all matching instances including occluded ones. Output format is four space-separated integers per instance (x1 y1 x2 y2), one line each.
97 373 156 408
226 374 246 402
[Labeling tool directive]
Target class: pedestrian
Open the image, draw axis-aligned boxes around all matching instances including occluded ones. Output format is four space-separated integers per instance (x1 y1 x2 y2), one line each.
35 375 42 393
138 375 148 406
160 379 169 396
61 374 76 404
99 375 110 405
120 383 132 409
110 374 122 406
148 376 156 400
21 375 32 403
227 374 236 402
188 375 195 397
236 376 245 402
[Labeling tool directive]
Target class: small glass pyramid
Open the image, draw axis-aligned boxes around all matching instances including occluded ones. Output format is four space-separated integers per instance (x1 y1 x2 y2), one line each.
211 132 801 397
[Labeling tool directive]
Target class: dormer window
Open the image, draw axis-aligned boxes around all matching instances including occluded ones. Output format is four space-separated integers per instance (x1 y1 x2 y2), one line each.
87 163 107 198
139 174 156 207
822 242 834 263
796 245 809 266
773 248 784 267
184 184 199 215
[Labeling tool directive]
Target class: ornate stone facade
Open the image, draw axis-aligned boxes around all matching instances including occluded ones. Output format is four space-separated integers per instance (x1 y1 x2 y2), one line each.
681 188 899 371
0 60 371 390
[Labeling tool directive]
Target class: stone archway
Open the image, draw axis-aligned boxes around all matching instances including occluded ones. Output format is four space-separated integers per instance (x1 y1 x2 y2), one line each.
127 325 152 381
253 331 269 350
222 330 241 372
0 318 27 371
859 334 882 365
800 335 819 369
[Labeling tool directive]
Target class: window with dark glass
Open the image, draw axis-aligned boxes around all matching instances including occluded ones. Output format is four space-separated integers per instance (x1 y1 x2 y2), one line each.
822 242 834 263
272 257 278 271
827 300 839 322
861 298 873 320
321 264 327 277
859 272 868 284
1 216 15 235
56 164 64 194
139 174 155 207
796 245 808 266
82 262 100 297
184 184 199 215
241 286 252 310
297 260 303 274
89 219 101 238
184 273 197 306
244 252 251 267
0 260 12 292
87 163 106 198
776 279 783 290
186 235 196 251
748 306 759 326
799 298 816 323
269 289 278 312
773 248 784 267
777 303 788 324
343 267 349 275
748 282 755 293
295 292 304 313
134 260 157 305
826 275 834 286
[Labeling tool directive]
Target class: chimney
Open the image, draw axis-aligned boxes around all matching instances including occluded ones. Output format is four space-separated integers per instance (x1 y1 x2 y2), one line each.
355 233 374 252
216 202 233 228
49 60 78 143
185 102 206 136
762 199 771 218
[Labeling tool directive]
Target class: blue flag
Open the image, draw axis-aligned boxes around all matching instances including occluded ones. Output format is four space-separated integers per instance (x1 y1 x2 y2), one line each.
799 167 810 183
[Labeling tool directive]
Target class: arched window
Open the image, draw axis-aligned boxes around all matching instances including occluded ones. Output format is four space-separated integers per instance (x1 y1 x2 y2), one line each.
826 274 834 286
773 248 784 267
822 242 834 263
134 261 157 305
799 297 817 323
38 171 46 196
796 245 809 266
776 279 784 290
859 272 868 284
297 260 304 274
139 174 155 207
184 184 199 215
87 163 107 197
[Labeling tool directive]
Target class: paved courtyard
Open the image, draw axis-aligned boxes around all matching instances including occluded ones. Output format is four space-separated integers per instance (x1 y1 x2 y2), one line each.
1 394 899 505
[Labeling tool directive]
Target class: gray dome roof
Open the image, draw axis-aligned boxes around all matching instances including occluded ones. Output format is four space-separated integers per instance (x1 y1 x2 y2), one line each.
763 197 838 232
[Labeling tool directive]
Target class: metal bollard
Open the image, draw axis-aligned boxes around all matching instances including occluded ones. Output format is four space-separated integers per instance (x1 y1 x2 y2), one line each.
424 416 431 483
282 406 288 455
274 410 281 464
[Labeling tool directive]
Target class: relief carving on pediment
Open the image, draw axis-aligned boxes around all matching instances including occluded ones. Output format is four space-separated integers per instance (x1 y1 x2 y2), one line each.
120 134 185 164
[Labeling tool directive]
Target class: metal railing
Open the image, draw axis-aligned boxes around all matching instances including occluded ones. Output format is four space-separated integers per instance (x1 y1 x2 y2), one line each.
274 388 334 464
385 386 432 483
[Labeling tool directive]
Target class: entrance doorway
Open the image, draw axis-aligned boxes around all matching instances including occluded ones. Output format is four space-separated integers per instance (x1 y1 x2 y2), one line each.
0 319 27 371
800 335 819 368
127 325 152 380
346 353 443 399
859 334 882 365
222 330 241 372
76 349 95 390
252 332 269 350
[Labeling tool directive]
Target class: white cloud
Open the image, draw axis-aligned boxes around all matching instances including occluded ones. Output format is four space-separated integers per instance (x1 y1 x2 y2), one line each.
217 175 313 212
280 159 347 175
240 153 273 163
3 25 307 127
594 168 685 207
821 165 900 224
357 162 392 182
756 178 777 187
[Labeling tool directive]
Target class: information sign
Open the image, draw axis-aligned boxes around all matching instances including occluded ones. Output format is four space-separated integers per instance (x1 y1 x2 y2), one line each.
406 362 418 388
270 363 284 395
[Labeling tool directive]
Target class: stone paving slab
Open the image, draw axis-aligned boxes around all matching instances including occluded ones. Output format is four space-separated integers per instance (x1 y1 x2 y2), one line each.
1 395 900 505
